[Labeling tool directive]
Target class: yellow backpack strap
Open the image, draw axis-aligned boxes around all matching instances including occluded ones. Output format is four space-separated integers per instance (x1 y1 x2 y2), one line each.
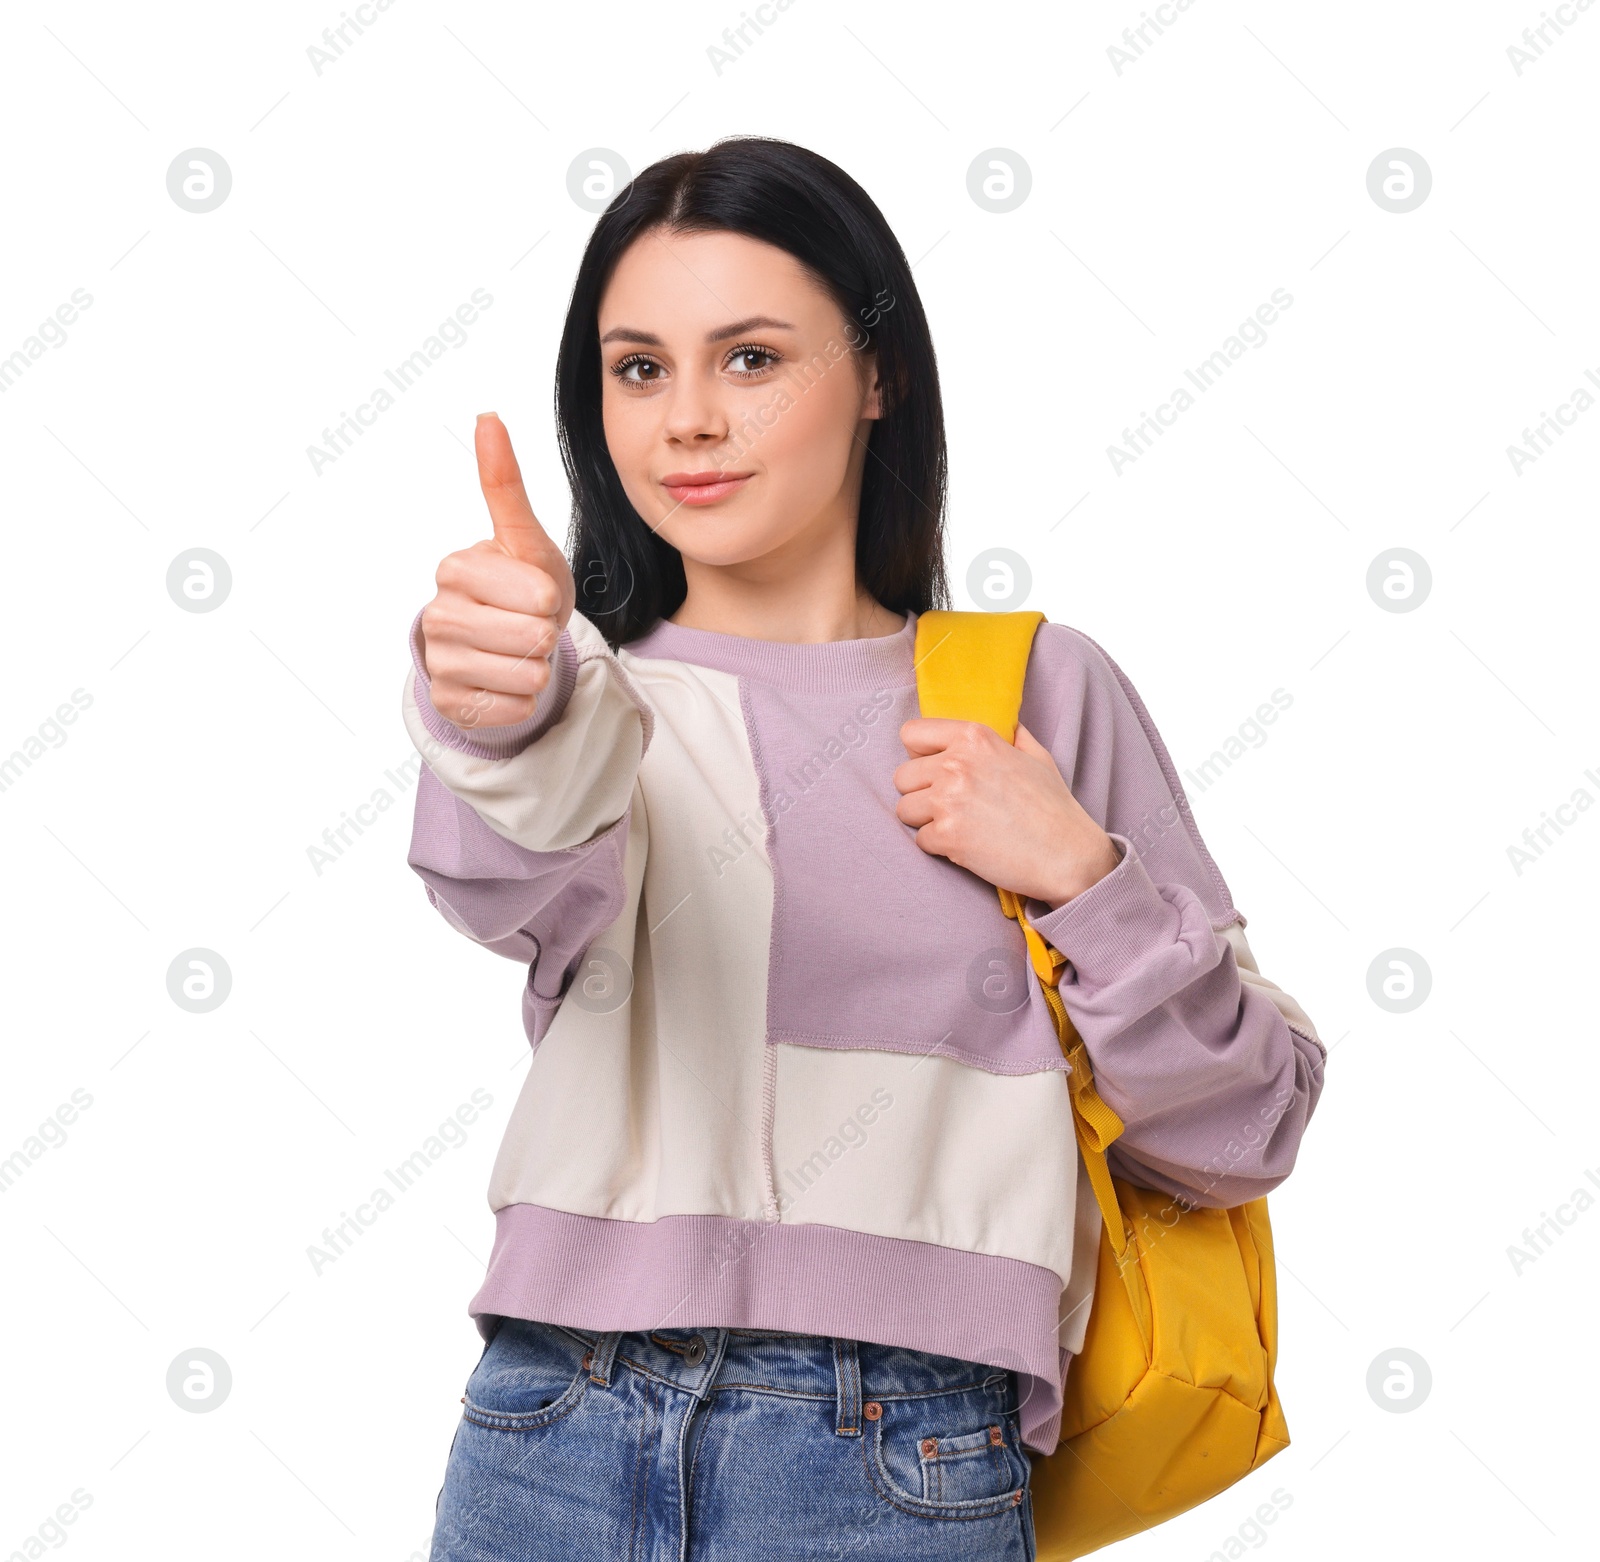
914 609 1131 1258
997 893 1130 1258
913 609 1045 739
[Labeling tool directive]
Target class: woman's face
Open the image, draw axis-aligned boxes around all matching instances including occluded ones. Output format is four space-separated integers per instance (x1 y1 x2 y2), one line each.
597 226 881 572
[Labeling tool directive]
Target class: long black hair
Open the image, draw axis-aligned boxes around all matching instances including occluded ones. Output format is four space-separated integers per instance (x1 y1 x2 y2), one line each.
554 136 949 647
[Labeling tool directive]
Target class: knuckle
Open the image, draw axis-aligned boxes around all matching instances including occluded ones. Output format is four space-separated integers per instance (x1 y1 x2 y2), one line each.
427 680 466 721
522 568 559 617
435 549 479 591
420 596 456 634
498 693 538 724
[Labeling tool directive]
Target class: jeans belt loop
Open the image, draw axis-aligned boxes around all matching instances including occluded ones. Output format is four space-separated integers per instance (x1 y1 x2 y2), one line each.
833 1336 862 1437
588 1329 622 1387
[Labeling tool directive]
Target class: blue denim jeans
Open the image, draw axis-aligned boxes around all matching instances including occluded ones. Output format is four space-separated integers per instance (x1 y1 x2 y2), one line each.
430 1316 1037 1561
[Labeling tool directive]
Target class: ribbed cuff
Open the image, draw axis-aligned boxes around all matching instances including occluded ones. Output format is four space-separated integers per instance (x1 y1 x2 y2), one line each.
1025 832 1180 990
408 606 579 759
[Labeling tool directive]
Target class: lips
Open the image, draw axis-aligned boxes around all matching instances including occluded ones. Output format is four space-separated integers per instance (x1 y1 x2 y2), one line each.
660 470 754 506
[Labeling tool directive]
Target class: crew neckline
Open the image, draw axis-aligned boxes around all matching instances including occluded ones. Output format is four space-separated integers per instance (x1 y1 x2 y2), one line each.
623 609 919 693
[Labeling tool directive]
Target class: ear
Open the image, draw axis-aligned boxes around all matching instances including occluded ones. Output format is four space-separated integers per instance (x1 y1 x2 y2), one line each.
859 351 883 420
857 347 883 422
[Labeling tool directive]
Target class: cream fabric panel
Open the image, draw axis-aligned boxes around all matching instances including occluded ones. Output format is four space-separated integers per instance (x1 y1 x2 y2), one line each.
487 660 776 1224
769 1041 1081 1284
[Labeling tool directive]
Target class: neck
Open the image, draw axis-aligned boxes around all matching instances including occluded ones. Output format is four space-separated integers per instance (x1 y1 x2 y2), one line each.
668 493 903 645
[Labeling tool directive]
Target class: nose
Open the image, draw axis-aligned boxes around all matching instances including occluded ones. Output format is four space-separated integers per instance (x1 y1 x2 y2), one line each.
660 373 731 449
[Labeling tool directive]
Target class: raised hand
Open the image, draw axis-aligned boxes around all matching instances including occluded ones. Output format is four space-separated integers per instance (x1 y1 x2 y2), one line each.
420 413 577 730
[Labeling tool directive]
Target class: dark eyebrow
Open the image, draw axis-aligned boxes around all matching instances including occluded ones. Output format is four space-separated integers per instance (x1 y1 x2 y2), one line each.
598 315 795 348
704 315 794 342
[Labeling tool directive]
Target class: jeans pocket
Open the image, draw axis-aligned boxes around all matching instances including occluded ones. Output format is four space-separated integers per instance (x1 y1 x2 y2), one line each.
868 1393 1029 1519
918 1421 1023 1505
461 1318 592 1432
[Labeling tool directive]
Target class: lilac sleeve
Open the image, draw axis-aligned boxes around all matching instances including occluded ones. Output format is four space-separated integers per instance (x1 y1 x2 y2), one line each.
402 607 634 1038
1019 625 1327 1209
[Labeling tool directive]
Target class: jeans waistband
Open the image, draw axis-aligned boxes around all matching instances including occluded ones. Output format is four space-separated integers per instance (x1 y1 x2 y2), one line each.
544 1323 1016 1437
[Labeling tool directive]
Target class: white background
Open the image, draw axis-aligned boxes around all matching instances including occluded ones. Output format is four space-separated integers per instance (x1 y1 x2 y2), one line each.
2 0 1595 1557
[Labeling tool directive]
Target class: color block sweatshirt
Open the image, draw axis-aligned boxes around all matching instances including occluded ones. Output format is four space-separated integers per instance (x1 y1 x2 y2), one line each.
400 606 1327 1456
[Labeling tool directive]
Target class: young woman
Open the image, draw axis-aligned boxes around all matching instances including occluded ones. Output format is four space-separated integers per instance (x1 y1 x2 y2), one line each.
402 136 1326 1562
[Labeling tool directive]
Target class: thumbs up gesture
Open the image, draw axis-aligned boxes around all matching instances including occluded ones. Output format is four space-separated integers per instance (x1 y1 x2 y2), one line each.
419 414 577 730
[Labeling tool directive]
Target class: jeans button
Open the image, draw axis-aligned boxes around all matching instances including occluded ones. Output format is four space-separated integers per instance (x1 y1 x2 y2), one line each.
684 1334 706 1366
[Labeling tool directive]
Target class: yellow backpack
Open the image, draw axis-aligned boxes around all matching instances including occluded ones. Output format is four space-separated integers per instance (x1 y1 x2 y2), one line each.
914 609 1289 1561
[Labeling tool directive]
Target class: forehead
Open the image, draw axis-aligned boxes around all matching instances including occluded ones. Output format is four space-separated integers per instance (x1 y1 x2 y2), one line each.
598 227 838 331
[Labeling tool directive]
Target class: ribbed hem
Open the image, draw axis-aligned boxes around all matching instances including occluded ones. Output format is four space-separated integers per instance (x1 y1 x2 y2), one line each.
467 1201 1070 1455
408 606 578 759
625 610 919 693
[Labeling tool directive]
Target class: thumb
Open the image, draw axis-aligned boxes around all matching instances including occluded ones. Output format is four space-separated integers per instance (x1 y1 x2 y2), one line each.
474 412 551 566
1012 722 1060 771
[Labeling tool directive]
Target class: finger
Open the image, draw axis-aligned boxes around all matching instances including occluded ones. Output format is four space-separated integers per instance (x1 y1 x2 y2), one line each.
456 540 564 618
434 644 555 704
898 716 978 757
429 676 545 732
474 412 550 565
1014 721 1070 781
894 790 938 830
891 753 943 796
427 597 560 662
1012 723 1048 759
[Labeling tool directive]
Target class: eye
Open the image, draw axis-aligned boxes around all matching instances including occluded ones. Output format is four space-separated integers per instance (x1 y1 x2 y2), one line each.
610 352 664 385
725 343 780 377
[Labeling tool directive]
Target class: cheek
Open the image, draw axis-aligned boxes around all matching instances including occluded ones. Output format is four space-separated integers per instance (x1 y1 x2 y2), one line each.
755 367 861 490
601 395 662 515
601 395 645 477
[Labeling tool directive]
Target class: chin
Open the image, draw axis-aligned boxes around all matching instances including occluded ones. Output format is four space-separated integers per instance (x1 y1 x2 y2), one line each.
655 508 792 561
667 531 788 569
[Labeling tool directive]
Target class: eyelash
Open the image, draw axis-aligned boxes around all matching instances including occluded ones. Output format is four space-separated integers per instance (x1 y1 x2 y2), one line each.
608 343 781 386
